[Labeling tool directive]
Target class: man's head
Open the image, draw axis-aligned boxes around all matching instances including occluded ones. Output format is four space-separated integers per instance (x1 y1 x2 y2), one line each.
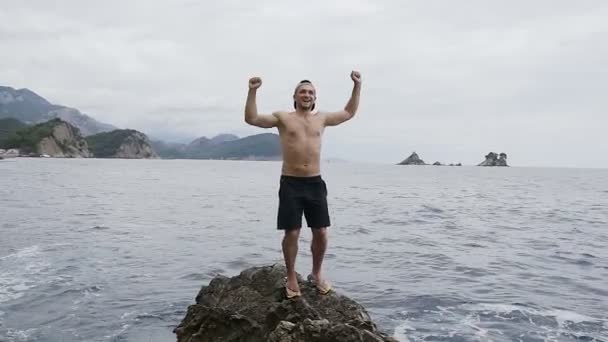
293 80 316 111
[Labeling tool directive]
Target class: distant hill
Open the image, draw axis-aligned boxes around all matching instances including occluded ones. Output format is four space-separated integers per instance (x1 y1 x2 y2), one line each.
0 86 116 135
0 118 91 157
193 133 280 160
0 117 28 143
150 139 188 159
209 133 239 145
86 129 158 159
153 133 281 160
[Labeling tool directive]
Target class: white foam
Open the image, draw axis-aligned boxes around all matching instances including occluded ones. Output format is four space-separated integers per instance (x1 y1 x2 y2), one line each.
121 311 138 320
461 303 604 323
546 309 602 325
0 245 40 260
0 245 49 304
392 323 412 342
6 328 38 340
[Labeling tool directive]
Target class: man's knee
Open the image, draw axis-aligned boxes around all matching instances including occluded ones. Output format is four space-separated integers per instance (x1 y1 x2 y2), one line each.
312 227 328 239
283 227 301 241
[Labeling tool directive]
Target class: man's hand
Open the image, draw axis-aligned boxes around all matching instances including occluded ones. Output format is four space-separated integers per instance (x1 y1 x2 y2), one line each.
249 77 262 90
350 71 361 85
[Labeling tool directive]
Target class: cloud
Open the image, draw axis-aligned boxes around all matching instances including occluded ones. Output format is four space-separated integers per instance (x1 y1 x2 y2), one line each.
1 0 607 167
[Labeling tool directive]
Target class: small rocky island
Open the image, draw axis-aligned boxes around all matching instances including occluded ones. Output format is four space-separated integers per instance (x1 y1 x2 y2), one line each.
397 152 426 165
174 264 398 342
397 152 461 166
477 152 508 166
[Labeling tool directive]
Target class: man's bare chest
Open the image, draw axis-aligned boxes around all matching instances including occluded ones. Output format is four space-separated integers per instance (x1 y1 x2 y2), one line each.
282 117 324 138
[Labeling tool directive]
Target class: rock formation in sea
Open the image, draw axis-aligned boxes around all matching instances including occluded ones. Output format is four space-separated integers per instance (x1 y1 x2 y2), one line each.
86 129 158 159
0 118 91 157
174 264 398 342
477 152 508 166
397 152 426 165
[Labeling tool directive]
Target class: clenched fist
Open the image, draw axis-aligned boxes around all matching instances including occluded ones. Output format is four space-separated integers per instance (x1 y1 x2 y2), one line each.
249 77 262 90
350 71 361 84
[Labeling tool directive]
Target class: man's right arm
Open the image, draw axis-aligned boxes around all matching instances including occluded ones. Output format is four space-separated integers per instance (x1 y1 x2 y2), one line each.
244 78 279 128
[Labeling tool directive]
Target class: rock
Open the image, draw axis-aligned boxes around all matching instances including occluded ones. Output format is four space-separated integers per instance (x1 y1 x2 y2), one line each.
113 131 158 159
397 152 426 165
38 121 92 157
432 161 442 166
477 152 509 166
174 264 398 342
1 118 91 157
86 129 158 159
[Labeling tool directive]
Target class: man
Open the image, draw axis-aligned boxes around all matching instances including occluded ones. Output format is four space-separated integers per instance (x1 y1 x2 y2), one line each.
244 71 361 298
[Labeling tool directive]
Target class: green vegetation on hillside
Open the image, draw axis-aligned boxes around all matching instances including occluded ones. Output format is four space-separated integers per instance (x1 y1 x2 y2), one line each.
86 129 138 157
0 117 28 144
0 118 62 152
187 133 280 159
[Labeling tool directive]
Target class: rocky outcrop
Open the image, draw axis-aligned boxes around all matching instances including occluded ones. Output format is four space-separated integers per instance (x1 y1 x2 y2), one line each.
113 131 158 159
174 264 398 342
432 162 462 166
38 121 91 157
86 129 158 159
0 118 90 157
397 152 426 165
477 152 508 166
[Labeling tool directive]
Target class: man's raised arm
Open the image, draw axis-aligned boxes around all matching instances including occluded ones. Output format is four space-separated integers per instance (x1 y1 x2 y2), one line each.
324 71 362 127
244 77 279 128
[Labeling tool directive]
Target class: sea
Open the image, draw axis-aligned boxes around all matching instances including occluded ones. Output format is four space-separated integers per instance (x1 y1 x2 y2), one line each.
1 158 607 342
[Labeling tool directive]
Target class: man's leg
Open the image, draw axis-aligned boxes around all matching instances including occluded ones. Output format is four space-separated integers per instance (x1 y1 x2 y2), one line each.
304 178 332 293
283 227 301 291
311 227 328 281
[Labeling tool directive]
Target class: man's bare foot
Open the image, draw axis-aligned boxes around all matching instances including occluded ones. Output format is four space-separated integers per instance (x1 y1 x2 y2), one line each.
285 275 301 298
307 273 332 294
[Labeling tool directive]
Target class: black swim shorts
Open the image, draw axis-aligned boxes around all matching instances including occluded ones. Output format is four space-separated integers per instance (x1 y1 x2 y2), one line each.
277 175 331 230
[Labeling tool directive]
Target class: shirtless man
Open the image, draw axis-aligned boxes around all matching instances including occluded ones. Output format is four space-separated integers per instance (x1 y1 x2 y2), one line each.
244 71 361 298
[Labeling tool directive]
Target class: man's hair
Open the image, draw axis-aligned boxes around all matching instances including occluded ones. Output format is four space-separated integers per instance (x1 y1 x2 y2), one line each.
293 80 315 110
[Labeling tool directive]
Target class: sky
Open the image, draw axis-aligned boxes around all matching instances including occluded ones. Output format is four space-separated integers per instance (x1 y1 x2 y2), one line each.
1 0 607 168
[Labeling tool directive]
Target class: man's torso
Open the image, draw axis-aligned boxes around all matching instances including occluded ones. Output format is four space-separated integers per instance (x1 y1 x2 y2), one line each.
275 111 325 177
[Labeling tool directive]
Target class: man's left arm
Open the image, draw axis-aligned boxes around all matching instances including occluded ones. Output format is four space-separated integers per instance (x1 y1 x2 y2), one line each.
324 71 362 127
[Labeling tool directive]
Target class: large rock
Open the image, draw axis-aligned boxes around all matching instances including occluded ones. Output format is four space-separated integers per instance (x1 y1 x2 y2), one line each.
86 129 158 159
38 121 92 157
113 131 158 159
174 264 398 342
0 118 91 157
397 152 426 165
477 152 508 166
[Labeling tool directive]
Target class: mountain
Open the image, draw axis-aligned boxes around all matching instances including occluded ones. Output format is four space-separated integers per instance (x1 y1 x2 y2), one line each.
0 118 28 143
209 133 239 145
0 86 116 135
152 133 281 160
86 129 158 159
150 139 188 159
0 118 91 157
0 86 56 123
187 133 280 160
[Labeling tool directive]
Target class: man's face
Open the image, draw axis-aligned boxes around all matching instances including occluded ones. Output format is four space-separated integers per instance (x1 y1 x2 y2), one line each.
294 84 316 111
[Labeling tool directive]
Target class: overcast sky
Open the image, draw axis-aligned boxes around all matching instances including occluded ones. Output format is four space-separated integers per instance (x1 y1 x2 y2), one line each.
1 0 607 168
